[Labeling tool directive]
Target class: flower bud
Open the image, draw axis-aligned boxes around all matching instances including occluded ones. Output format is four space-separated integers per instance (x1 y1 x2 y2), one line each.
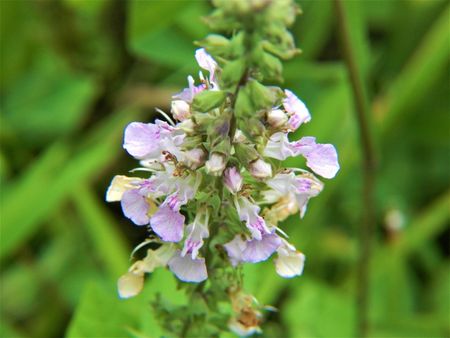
183 148 206 169
267 108 287 128
233 129 247 143
117 271 144 299
205 152 226 176
224 167 243 194
171 100 191 121
249 158 272 179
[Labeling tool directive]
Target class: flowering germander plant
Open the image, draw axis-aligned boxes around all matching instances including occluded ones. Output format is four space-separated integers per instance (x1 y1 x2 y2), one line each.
107 0 339 336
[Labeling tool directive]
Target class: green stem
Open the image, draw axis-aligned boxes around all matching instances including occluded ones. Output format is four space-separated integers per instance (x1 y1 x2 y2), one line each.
334 1 377 337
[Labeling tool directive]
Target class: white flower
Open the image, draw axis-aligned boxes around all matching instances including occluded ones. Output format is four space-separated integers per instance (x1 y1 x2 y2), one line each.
223 166 243 194
118 244 176 298
182 148 206 169
274 240 305 278
205 152 226 176
117 271 144 299
106 175 141 202
267 108 288 128
249 158 272 179
171 100 191 121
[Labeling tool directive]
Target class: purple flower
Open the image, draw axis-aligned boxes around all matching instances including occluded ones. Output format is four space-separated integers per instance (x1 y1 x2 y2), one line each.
168 251 208 283
264 132 297 160
264 133 339 179
150 205 185 242
235 197 270 240
224 167 243 194
195 48 218 88
181 211 210 259
123 119 188 163
224 236 246 266
241 233 282 263
266 172 323 218
291 137 340 179
123 122 162 159
173 75 206 102
121 189 150 226
283 89 311 131
224 233 281 265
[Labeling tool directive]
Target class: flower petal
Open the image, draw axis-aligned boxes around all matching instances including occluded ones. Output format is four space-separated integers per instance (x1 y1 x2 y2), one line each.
121 190 150 226
150 206 185 242
117 271 144 299
283 89 311 130
123 122 161 159
106 175 139 202
224 235 247 266
275 247 305 278
168 251 208 283
241 234 281 263
293 137 340 179
263 132 296 161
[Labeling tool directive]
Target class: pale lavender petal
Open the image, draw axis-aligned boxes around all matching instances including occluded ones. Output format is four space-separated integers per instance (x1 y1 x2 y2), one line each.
195 48 218 85
263 132 296 161
247 215 270 240
283 89 311 130
181 220 209 259
235 197 270 240
241 234 282 263
223 167 243 194
293 137 340 179
150 206 184 242
168 251 208 283
123 122 160 159
224 235 247 266
164 193 182 211
121 190 150 226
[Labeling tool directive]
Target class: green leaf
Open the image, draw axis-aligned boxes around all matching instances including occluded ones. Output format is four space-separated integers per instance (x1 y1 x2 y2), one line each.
0 109 142 260
72 185 130 280
2 51 96 144
66 282 142 338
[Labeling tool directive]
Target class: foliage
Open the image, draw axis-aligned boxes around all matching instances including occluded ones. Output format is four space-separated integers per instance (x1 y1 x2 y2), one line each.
0 0 449 337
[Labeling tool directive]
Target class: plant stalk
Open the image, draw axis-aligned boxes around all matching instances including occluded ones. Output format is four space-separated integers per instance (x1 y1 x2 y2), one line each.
334 1 377 337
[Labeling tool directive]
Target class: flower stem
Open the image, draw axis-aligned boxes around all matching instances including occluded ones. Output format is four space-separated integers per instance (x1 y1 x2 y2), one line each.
334 1 377 337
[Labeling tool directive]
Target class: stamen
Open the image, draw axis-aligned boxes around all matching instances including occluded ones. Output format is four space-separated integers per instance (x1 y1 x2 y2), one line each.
155 107 175 126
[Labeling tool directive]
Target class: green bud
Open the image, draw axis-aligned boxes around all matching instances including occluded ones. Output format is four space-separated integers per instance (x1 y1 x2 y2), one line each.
234 143 259 164
192 90 227 113
211 136 231 156
220 59 246 90
197 34 231 59
248 79 275 110
234 85 253 118
259 51 283 81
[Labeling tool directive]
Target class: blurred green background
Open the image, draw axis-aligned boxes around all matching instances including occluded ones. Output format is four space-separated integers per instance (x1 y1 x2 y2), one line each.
0 0 449 337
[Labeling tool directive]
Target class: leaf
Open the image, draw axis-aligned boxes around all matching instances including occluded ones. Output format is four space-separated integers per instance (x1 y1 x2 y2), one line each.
71 185 130 280
128 0 193 66
2 51 96 144
66 282 142 338
0 109 142 260
377 4 450 134
283 278 354 338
